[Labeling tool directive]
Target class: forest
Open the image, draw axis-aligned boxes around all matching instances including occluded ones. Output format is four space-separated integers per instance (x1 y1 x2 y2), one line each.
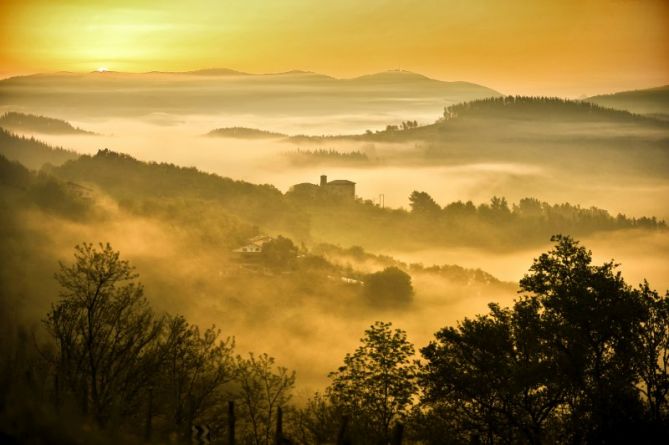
1 79 668 445
0 112 96 135
1 236 667 444
2 0 668 442
2 144 661 252
1 144 668 443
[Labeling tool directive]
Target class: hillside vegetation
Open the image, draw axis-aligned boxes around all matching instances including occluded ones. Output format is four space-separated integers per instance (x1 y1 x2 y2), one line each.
206 126 286 139
0 111 96 135
44 149 665 252
0 128 79 169
587 85 669 119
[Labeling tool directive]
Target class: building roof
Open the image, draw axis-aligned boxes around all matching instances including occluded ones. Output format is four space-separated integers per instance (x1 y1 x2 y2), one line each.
291 182 319 189
327 179 356 185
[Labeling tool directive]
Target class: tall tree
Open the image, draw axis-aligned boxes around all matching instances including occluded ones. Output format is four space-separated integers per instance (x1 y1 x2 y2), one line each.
518 235 647 442
635 282 669 433
160 315 234 437
45 243 163 426
232 353 296 445
408 191 441 217
421 301 564 444
327 321 417 443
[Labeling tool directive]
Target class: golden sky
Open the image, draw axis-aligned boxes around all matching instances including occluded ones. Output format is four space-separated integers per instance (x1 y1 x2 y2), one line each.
1 0 667 96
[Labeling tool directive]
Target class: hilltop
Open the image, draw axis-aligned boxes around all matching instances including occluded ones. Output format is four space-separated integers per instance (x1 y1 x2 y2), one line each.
285 95 668 142
206 127 286 139
279 96 669 181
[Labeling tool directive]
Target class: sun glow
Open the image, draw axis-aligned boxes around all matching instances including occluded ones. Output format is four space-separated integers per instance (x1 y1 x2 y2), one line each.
97 66 108 72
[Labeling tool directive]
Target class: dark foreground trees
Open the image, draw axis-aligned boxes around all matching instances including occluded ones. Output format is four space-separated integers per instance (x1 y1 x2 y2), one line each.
326 322 417 443
418 235 669 444
1 236 668 444
45 243 164 426
32 243 293 443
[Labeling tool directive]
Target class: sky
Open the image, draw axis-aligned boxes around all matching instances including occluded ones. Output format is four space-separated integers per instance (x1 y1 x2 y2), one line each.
0 0 668 96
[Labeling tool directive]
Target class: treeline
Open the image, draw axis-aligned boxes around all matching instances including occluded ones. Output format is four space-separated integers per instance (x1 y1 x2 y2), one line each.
51 149 308 244
0 154 92 218
0 128 78 170
441 96 666 124
0 111 96 135
1 236 668 443
312 243 507 287
206 127 286 139
285 149 370 165
287 189 665 250
12 148 665 250
409 191 664 232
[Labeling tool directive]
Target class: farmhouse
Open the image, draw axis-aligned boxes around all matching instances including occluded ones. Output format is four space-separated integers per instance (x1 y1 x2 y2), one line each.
289 174 356 199
232 235 272 255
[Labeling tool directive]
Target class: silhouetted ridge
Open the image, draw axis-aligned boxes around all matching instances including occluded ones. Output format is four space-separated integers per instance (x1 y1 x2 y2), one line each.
0 112 96 135
0 127 78 169
586 85 669 118
441 96 664 124
206 127 286 139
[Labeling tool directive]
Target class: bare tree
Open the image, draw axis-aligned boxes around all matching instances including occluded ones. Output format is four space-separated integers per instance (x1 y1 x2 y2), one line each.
232 353 296 445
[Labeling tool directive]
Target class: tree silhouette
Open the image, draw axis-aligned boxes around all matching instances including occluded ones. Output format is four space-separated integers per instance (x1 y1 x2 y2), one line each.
45 243 163 426
364 267 414 307
232 353 296 445
327 321 417 443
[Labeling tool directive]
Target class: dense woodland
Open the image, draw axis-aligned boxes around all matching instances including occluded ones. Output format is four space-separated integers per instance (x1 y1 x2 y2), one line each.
1 236 667 444
586 85 669 119
284 149 371 166
2 145 657 251
206 127 286 139
1 95 668 442
0 112 96 135
1 145 668 443
440 96 663 124
0 128 78 170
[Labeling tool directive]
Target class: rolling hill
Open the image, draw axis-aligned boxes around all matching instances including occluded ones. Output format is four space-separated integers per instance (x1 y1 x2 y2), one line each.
586 85 669 119
0 128 79 170
0 112 96 135
206 127 286 139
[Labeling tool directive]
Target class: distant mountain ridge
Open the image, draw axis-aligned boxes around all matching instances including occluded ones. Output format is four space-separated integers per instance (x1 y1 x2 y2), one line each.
0 68 502 120
586 85 669 119
3 67 488 83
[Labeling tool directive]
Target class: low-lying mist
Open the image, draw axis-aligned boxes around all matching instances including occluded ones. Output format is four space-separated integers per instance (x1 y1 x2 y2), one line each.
1 187 517 395
4 184 667 398
16 113 669 221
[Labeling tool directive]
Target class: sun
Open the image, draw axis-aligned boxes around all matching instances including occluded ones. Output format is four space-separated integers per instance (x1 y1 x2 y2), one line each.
96 66 109 73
